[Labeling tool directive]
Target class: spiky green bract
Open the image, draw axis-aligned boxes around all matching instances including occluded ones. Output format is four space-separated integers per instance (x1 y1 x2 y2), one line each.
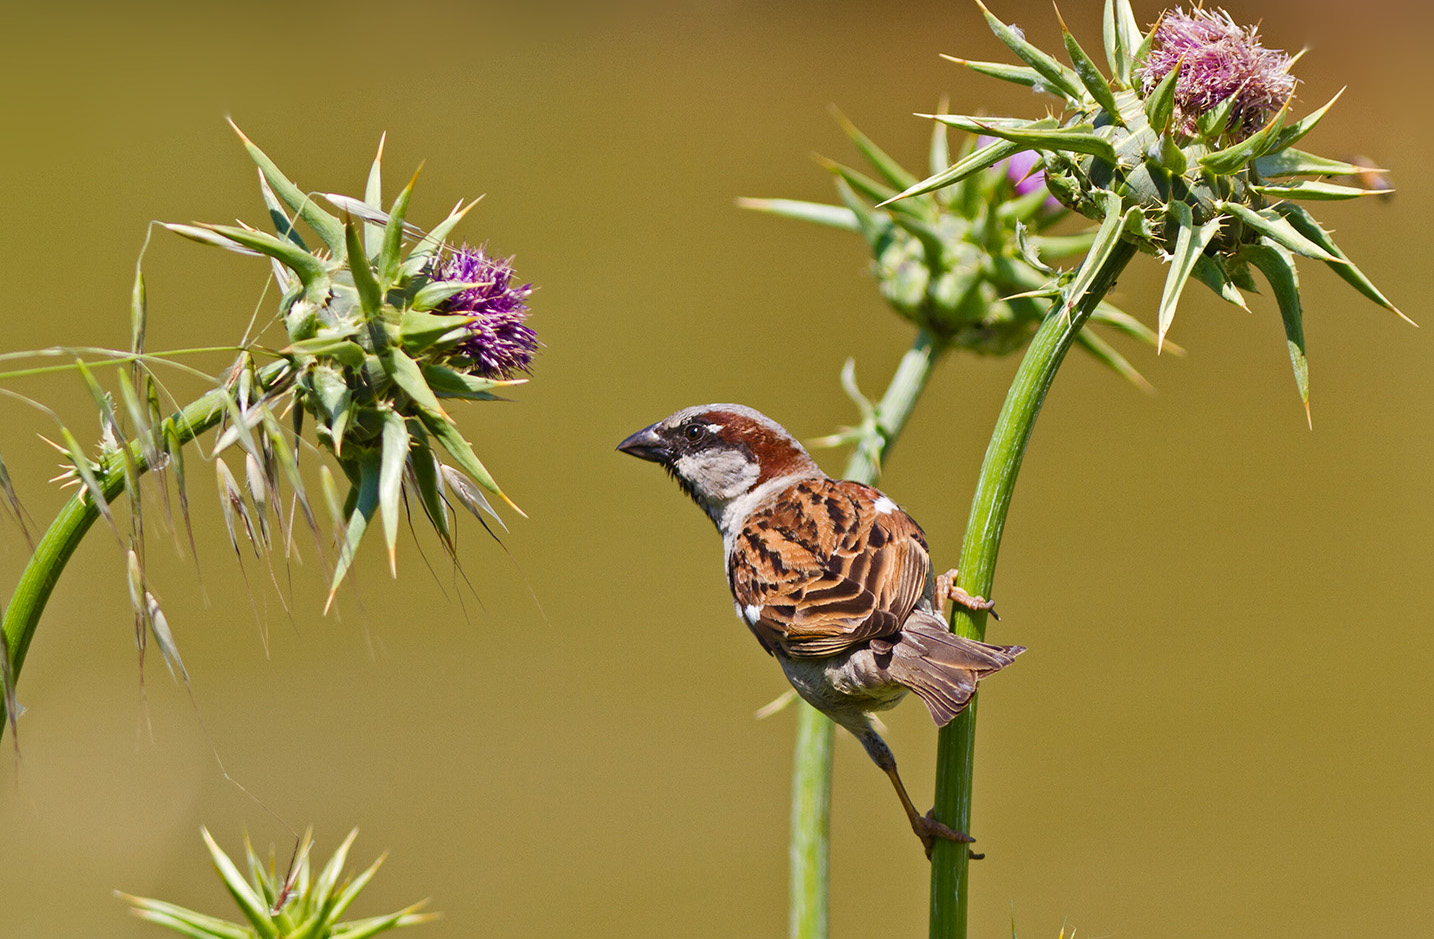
120 828 436 939
900 0 1407 416
741 108 1162 393
174 127 531 604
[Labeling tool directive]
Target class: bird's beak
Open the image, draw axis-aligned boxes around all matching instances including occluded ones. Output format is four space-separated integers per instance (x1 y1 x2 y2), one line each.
616 423 671 464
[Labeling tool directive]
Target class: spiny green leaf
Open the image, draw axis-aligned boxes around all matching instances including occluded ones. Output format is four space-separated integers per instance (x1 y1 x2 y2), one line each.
1156 201 1222 350
819 157 927 221
398 309 472 353
1199 101 1289 175
118 893 251 939
1254 149 1371 179
1063 193 1134 316
326 455 380 610
379 167 419 285
833 177 894 250
1273 203 1410 323
941 55 1045 90
1218 201 1342 264
421 364 516 401
409 434 451 544
734 198 859 232
229 120 345 256
258 170 307 251
1239 240 1310 423
928 98 951 176
364 133 385 256
286 337 366 368
1195 85 1242 139
1254 179 1390 201
202 828 279 939
881 129 1040 204
1076 329 1153 393
378 411 409 576
383 348 447 419
976 0 1084 101
1058 8 1122 119
1102 0 1143 85
1267 89 1344 156
1191 254 1249 310
830 106 917 190
1143 58 1181 135
191 223 329 288
932 116 1118 163
405 197 482 269
344 218 383 318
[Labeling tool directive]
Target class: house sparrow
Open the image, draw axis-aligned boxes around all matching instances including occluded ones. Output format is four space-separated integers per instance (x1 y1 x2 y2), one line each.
618 403 1025 856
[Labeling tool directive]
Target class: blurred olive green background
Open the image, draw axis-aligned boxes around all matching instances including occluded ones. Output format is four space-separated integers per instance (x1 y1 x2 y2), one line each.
2 1 1430 936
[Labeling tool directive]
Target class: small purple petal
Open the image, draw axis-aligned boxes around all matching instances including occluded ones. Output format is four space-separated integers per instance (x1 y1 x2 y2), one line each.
431 243 537 379
978 136 1056 206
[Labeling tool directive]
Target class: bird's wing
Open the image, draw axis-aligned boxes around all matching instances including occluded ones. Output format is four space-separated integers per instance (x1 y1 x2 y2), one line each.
728 478 931 658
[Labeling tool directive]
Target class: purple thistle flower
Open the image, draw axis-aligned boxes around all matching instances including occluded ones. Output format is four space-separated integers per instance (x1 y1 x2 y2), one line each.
1139 7 1297 138
432 243 537 379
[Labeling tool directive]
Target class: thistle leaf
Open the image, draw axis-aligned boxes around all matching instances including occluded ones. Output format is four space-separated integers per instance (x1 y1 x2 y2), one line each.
408 435 451 543
1253 179 1390 201
1195 85 1242 139
941 55 1046 90
187 224 328 288
928 98 951 176
820 158 926 221
1238 240 1310 422
1143 58 1181 135
1063 193 1133 316
421 364 514 401
398 309 472 353
364 133 385 256
1218 201 1342 264
202 828 279 939
1272 203 1410 323
343 218 383 318
1254 149 1371 178
326 455 380 610
378 411 409 576
833 177 894 250
926 115 1118 164
1076 329 1153 393
228 120 345 256
1199 101 1289 175
257 170 307 251
378 169 419 285
1102 0 1143 84
1157 201 1222 351
881 129 1040 204
383 348 447 420
734 198 860 232
118 893 251 939
1191 254 1250 310
1267 88 1345 156
1058 8 1122 119
830 106 917 190
976 1 1084 102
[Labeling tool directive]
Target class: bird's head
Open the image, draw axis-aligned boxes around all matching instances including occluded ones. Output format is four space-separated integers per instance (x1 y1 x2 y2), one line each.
617 404 820 526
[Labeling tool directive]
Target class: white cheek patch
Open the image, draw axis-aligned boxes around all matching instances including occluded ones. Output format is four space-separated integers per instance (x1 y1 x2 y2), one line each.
873 496 898 515
675 449 759 501
743 603 763 625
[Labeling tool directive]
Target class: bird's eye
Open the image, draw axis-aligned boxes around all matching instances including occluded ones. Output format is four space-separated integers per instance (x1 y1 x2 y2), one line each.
683 424 708 443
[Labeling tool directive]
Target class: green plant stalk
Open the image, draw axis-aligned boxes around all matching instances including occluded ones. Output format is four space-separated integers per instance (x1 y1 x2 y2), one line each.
790 329 944 939
1 388 231 737
928 238 1139 939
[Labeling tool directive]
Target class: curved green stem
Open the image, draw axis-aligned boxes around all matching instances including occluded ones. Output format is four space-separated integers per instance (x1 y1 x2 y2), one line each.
1 388 231 738
790 329 945 939
928 239 1139 939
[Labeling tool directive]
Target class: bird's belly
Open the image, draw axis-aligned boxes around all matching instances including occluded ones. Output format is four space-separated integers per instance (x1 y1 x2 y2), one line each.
776 649 908 724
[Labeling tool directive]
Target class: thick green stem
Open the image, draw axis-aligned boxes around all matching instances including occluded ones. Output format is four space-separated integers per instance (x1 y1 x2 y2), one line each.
928 239 1139 939
790 329 944 939
1 388 230 737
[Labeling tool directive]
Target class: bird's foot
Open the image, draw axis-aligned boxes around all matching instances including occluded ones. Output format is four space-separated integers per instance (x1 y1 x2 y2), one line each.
935 569 999 621
914 809 977 861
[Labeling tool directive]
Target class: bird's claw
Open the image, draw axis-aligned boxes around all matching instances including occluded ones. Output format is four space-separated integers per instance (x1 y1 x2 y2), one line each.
915 809 976 860
935 568 1000 620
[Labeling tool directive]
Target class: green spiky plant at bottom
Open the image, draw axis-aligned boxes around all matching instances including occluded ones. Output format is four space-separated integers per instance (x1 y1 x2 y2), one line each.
121 829 434 939
0 125 536 742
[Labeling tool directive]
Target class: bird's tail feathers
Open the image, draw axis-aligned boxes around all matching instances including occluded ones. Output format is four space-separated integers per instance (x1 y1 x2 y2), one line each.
883 612 1025 727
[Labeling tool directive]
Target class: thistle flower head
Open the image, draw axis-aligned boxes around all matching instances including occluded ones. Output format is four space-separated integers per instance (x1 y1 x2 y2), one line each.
873 0 1406 420
431 243 537 379
1139 7 1297 138
165 126 534 604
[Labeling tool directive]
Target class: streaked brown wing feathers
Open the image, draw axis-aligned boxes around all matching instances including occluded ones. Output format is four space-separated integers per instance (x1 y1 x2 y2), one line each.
728 479 931 658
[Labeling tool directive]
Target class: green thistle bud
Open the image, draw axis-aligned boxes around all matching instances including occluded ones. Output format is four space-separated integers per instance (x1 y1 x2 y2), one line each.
886 0 1408 420
120 828 435 939
742 106 1165 389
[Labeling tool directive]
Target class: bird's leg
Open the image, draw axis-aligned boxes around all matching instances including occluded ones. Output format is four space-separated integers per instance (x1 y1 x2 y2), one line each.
860 730 976 860
935 568 998 621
